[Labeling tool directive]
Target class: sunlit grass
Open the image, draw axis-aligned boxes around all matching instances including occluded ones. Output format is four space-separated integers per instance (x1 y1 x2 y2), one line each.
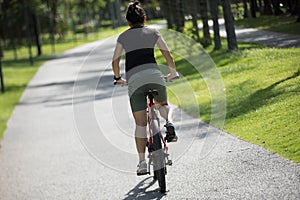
157 17 300 163
156 31 300 163
235 15 300 35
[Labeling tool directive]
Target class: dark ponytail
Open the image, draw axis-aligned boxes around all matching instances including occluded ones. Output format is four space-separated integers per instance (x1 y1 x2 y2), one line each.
126 1 146 25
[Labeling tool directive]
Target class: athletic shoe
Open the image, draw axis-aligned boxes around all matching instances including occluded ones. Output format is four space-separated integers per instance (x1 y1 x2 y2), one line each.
164 121 178 142
137 160 148 176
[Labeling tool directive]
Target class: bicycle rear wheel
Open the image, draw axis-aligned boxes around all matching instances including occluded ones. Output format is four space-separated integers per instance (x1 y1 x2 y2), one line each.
152 133 166 193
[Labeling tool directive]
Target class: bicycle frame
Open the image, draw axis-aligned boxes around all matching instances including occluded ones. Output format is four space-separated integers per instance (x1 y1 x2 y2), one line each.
147 95 169 161
145 89 174 193
147 90 169 155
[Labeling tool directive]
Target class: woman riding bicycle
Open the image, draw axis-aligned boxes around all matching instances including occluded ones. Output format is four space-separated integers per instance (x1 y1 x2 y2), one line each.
112 1 178 175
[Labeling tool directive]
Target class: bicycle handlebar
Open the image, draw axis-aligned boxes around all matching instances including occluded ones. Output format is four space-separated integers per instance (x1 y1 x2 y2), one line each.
165 72 180 82
114 72 180 85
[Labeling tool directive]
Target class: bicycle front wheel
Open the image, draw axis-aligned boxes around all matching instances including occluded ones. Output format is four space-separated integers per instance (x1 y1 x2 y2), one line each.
152 133 166 193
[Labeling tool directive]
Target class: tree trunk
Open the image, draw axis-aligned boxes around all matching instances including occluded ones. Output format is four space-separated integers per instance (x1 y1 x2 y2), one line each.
190 0 200 42
159 0 184 31
290 0 298 15
243 0 249 18
115 0 123 26
250 0 257 18
68 1 77 43
109 1 116 28
271 0 284 15
159 0 173 29
296 0 300 22
2 0 18 60
0 45 4 93
175 0 185 32
263 0 273 15
258 0 264 14
46 0 55 53
200 0 212 47
32 9 42 56
209 0 222 50
22 0 33 65
222 0 238 50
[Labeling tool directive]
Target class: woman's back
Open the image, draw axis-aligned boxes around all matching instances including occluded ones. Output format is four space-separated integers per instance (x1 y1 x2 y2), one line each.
117 26 160 72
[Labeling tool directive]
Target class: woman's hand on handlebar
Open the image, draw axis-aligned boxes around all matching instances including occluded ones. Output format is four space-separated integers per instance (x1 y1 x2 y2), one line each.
114 77 127 86
166 72 179 82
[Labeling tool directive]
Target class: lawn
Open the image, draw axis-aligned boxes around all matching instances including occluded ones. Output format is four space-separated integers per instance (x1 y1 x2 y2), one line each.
235 15 300 35
211 45 300 163
156 17 300 163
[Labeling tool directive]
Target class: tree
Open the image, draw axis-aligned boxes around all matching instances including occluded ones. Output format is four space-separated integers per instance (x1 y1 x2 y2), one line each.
46 0 57 53
209 0 222 50
159 0 174 29
257 0 263 14
0 45 4 93
1 0 20 60
159 0 185 31
243 0 249 18
199 0 211 47
31 6 42 56
188 0 200 42
295 0 300 22
271 0 284 15
262 0 273 15
222 0 238 50
250 0 257 18
174 0 185 32
22 0 34 65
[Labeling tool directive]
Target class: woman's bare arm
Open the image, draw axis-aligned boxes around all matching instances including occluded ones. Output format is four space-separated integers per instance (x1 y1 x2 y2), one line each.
156 36 177 80
112 42 126 85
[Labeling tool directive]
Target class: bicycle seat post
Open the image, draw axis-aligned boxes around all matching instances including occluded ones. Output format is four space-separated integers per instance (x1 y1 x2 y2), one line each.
147 89 158 106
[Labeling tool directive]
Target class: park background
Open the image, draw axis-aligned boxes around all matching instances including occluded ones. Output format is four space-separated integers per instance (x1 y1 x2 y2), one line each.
0 0 299 165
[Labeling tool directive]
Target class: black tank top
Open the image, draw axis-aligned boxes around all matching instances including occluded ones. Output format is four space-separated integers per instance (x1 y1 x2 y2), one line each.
117 26 160 73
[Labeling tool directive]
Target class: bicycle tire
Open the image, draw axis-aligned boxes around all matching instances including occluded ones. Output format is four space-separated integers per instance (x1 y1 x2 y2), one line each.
152 133 166 193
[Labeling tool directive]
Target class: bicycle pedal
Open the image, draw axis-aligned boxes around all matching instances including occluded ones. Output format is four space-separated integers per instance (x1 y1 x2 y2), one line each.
165 135 178 143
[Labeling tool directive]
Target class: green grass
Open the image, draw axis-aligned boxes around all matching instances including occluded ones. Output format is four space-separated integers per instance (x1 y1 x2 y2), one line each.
235 15 300 35
213 46 300 163
156 31 300 163
156 17 300 163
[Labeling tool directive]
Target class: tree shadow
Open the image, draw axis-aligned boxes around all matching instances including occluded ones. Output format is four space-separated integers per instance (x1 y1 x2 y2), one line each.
227 70 300 119
123 177 166 200
19 72 118 107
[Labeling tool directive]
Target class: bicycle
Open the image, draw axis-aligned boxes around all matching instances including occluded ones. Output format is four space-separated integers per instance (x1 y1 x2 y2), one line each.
144 89 173 193
114 74 179 193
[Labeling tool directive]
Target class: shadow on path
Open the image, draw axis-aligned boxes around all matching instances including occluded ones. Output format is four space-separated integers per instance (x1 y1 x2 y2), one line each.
123 177 166 200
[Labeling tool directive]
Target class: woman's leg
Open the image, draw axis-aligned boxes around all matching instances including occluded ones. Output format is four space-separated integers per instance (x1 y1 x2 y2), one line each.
132 110 148 162
155 101 173 122
155 101 177 142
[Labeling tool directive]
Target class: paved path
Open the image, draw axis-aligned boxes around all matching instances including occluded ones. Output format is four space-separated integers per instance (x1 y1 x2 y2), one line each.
0 25 299 199
205 19 300 48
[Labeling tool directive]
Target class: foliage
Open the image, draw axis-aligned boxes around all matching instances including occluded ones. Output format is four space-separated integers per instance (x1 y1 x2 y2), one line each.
0 0 107 51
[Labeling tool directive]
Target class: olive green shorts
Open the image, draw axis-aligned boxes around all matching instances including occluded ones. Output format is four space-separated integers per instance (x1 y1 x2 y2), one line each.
128 69 167 112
